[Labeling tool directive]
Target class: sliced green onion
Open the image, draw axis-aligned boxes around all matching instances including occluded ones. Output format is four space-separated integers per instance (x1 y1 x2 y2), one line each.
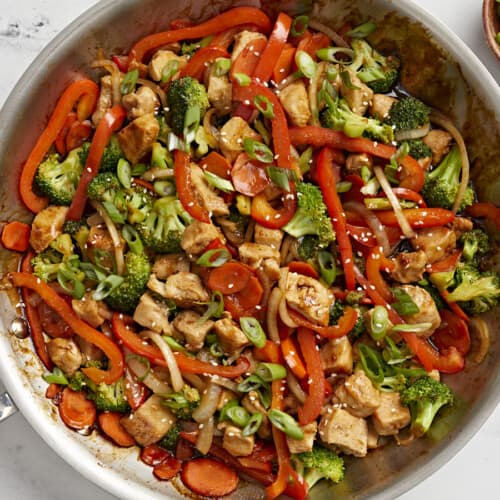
183 104 200 144
161 60 180 83
163 336 191 355
153 180 176 197
120 69 139 95
243 138 274 164
199 291 225 323
253 119 271 146
255 362 287 382
102 201 126 224
226 405 251 427
203 170 235 192
213 57 231 76
167 132 186 152
242 412 263 437
298 146 313 174
340 70 360 90
326 64 339 81
219 399 239 421
117 158 132 188
92 274 124 301
125 354 151 382
360 177 380 196
234 73 251 86
257 386 272 409
317 47 354 64
266 166 297 192
268 409 304 439
237 374 266 393
318 250 336 286
240 317 267 348
131 163 148 176
384 161 399 185
209 342 225 358
42 367 68 385
393 141 411 161
358 344 385 384
122 224 144 254
392 322 433 333
92 249 114 273
360 165 372 183
254 95 275 119
291 15 309 37
346 21 377 39
336 181 352 193
383 336 413 365
80 262 105 282
295 50 317 79
391 288 420 316
370 305 389 341
364 198 416 210
196 248 231 268
57 265 85 300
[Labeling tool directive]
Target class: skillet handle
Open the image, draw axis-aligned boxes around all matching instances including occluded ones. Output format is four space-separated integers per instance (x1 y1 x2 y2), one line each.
0 391 18 423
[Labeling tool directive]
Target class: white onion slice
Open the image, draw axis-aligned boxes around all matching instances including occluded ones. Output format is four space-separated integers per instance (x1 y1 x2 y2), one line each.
126 354 171 394
266 287 283 343
192 382 222 423
469 317 490 364
394 123 430 142
137 78 167 110
196 416 215 455
286 371 306 404
141 167 175 181
91 59 121 106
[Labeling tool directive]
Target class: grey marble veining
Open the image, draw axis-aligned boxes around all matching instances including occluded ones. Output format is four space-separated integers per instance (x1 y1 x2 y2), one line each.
0 1 498 499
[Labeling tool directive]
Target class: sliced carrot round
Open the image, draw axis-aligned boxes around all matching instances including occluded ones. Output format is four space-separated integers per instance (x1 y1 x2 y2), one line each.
59 388 96 430
207 261 252 294
153 455 182 481
140 444 171 466
232 275 263 308
1 221 31 252
181 457 239 497
98 412 136 447
231 153 269 197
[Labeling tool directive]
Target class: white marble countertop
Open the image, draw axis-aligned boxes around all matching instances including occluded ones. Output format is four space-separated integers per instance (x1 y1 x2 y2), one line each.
0 1 498 499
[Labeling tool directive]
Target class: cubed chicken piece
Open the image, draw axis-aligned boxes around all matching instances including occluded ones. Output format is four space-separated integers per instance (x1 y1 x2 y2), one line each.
345 153 373 175
29 206 68 253
396 285 441 337
411 226 456 263
372 392 411 436
121 395 176 447
262 258 281 281
320 336 354 375
216 217 246 246
390 250 428 284
339 69 373 116
173 310 214 351
118 113 159 164
219 116 260 163
133 292 172 334
152 253 190 280
122 86 159 120
213 317 250 355
92 75 113 126
47 338 83 377
333 370 381 418
164 272 210 308
148 49 187 81
253 224 284 250
239 242 280 269
181 220 224 257
75 337 104 364
72 292 110 328
222 425 255 457
449 217 474 238
422 129 453 165
369 94 397 120
278 80 311 127
207 68 232 115
86 226 116 269
285 272 333 326
286 421 317 454
367 422 380 449
190 164 229 216
242 391 271 439
231 31 267 61
318 407 368 457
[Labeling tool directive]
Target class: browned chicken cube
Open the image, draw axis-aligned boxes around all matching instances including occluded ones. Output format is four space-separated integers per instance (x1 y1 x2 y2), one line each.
213 317 250 355
92 75 113 126
222 425 255 457
286 421 317 454
422 129 453 165
152 254 190 280
173 310 214 351
390 250 428 284
190 164 229 216
122 86 159 120
231 31 267 61
320 336 354 375
207 66 232 115
411 226 456 263
253 224 284 250
181 220 224 257
133 292 173 334
164 272 210 308
278 80 311 127
238 242 280 269
372 392 411 436
339 69 373 115
148 50 187 81
29 206 68 253
369 94 397 120
72 292 110 328
47 338 83 377
118 113 159 164
219 116 260 162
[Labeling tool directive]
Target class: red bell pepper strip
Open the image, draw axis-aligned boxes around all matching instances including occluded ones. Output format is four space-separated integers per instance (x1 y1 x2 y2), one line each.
353 267 464 373
111 54 129 73
210 26 248 50
466 202 500 230
273 44 295 83
200 151 232 179
289 126 425 192
287 306 359 339
66 120 93 151
316 147 356 290
1 221 31 252
10 272 124 384
346 224 402 248
251 191 297 229
112 313 250 378
366 246 395 303
174 149 210 222
230 37 268 82
427 250 462 273
55 112 77 155
124 365 148 411
128 7 272 65
295 32 331 59
19 79 99 213
297 327 326 425
179 46 229 81
281 335 307 380
20 252 53 370
431 309 471 356
170 18 195 30
288 261 319 279
132 177 155 193
66 105 126 221
392 187 427 207
439 290 470 323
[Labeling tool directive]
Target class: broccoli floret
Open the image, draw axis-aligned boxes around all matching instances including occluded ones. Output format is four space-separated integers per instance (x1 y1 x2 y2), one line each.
459 229 490 263
401 139 432 160
167 76 209 136
297 235 322 261
126 187 154 225
158 424 182 451
104 252 151 313
151 142 174 169
350 39 399 94
79 135 124 173
385 96 430 132
291 446 344 490
34 148 84 205
320 95 394 143
446 263 500 315
161 385 200 420
180 40 202 57
400 376 454 436
330 301 365 338
31 248 64 282
137 196 193 253
68 371 88 392
87 172 122 203
63 219 90 254
421 146 475 212
87 377 131 413
283 182 335 248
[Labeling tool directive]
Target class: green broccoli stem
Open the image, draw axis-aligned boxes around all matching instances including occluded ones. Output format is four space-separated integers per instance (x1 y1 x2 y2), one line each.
427 146 461 184
412 401 445 436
